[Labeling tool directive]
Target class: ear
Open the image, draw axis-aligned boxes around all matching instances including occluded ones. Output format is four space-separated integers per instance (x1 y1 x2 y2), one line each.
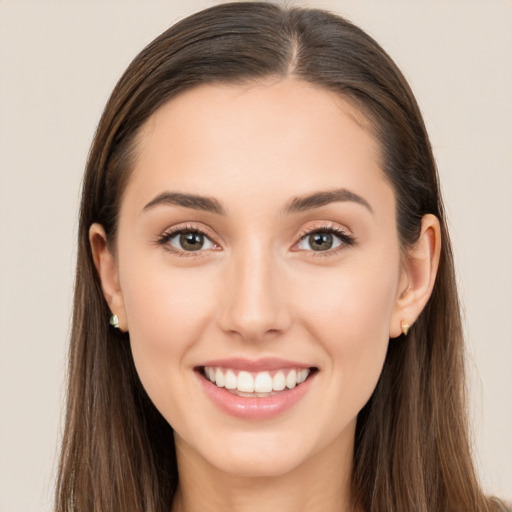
390 214 441 338
89 223 128 332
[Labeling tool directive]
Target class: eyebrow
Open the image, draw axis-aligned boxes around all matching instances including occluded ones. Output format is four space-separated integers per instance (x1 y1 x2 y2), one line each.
283 188 373 215
142 187 372 216
142 192 225 215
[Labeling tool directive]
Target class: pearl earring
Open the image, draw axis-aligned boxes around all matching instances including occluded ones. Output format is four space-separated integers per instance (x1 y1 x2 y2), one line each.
110 314 120 329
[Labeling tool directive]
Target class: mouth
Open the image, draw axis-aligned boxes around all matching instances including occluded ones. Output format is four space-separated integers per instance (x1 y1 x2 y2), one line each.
198 366 317 398
194 357 319 419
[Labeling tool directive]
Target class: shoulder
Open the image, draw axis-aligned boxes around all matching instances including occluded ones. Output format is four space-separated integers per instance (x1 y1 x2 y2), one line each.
490 497 512 512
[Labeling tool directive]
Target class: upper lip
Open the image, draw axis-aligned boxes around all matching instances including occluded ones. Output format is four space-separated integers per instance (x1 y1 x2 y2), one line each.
196 357 315 372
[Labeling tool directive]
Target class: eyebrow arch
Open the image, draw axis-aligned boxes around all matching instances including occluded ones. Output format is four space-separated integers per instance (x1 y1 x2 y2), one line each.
142 192 225 215
142 188 372 216
283 188 373 215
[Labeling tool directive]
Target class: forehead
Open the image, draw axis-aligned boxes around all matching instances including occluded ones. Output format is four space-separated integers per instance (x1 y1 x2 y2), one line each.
124 78 391 217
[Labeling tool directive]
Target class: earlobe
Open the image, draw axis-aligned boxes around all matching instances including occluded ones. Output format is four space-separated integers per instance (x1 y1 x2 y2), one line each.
390 214 441 338
89 223 128 332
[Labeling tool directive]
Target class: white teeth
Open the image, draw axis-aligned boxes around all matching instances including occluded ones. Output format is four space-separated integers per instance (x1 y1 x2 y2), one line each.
286 369 297 389
224 370 237 390
297 369 308 384
272 371 286 391
215 368 225 388
254 372 273 393
237 371 254 392
204 367 311 394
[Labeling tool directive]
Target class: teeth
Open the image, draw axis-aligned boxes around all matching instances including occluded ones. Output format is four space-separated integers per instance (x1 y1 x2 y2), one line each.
254 372 273 393
297 369 309 384
286 369 297 389
224 370 237 390
205 366 311 394
215 368 225 388
272 371 286 391
237 371 254 392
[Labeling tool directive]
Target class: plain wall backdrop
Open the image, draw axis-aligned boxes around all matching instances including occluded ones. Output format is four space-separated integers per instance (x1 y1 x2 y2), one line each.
0 1 511 510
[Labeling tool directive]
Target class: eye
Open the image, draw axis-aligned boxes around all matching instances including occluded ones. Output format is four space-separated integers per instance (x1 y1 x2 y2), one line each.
169 231 216 252
157 227 219 254
296 226 354 253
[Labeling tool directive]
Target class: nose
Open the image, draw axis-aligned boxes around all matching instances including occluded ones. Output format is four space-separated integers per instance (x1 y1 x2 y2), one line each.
216 244 292 342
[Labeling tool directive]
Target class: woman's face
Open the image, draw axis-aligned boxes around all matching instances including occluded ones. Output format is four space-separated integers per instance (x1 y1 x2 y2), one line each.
102 79 409 477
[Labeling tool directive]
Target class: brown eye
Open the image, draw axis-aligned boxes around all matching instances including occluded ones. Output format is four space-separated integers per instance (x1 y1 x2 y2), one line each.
296 228 353 253
165 230 217 252
179 232 204 251
308 232 334 251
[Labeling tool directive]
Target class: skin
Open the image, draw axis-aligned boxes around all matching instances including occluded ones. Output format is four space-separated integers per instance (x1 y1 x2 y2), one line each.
91 79 441 512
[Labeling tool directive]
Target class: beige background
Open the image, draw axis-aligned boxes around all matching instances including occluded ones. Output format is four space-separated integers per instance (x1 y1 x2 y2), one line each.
0 1 511 510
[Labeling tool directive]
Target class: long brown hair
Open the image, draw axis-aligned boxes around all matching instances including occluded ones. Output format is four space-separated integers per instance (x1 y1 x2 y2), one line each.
56 2 496 511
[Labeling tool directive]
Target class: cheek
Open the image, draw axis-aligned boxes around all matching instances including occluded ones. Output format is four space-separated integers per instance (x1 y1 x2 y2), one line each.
119 259 217 395
296 255 399 388
299 255 398 337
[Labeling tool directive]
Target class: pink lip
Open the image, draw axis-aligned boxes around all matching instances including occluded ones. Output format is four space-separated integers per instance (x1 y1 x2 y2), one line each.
195 365 317 420
197 357 312 372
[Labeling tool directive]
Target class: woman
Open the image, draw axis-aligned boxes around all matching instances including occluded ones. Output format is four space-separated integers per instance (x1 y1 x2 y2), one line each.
55 2 509 511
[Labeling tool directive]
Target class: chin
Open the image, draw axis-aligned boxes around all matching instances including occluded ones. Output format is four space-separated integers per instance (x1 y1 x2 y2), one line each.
208 449 306 478
191 428 321 479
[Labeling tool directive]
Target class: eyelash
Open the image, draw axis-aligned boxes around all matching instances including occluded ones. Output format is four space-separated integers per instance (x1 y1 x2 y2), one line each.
156 224 218 258
296 224 356 257
155 223 356 257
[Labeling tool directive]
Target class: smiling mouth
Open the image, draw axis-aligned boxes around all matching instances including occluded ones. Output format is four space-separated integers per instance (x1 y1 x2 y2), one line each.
198 366 318 397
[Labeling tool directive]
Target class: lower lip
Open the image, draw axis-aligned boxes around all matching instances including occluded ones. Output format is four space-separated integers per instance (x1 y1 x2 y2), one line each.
197 371 316 420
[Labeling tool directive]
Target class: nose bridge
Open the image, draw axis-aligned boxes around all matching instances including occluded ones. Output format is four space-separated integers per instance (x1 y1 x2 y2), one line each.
218 240 290 340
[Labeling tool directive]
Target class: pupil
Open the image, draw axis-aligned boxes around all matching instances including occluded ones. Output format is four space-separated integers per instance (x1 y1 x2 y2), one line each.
180 232 203 251
310 232 333 251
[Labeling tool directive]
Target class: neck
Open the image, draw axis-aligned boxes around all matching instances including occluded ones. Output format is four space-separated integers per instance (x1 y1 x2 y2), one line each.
171 429 359 512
